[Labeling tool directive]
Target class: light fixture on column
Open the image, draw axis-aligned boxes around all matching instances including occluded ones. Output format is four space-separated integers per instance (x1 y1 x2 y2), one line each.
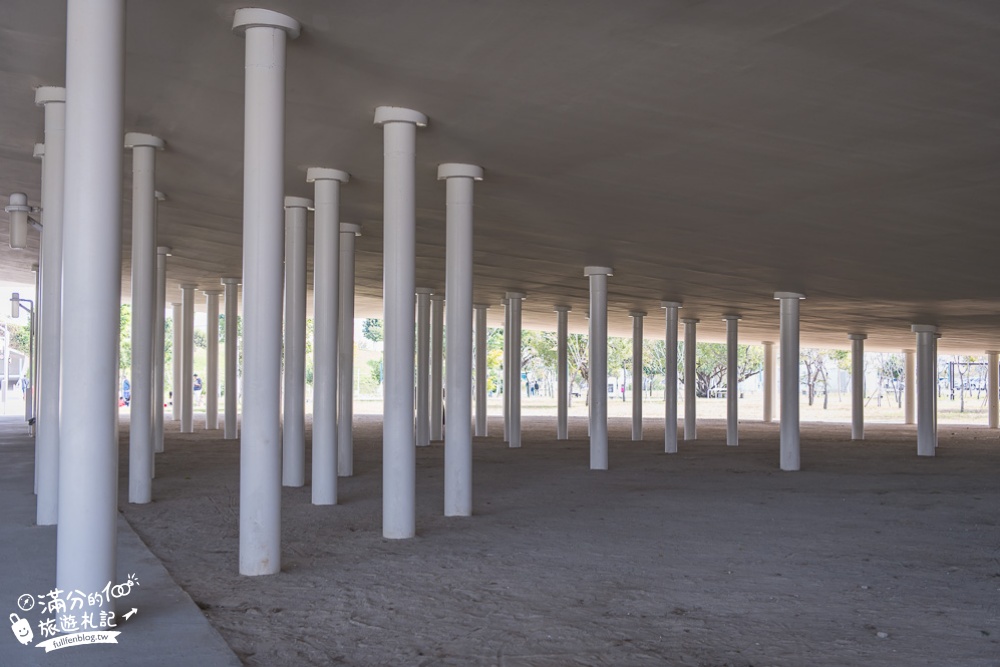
5 193 41 249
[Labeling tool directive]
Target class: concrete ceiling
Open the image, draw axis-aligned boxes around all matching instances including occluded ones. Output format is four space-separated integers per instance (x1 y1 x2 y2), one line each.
2 1 999 351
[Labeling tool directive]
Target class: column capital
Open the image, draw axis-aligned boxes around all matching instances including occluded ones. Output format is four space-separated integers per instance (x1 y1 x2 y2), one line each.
221 277 241 286
474 303 491 310
429 294 445 302
986 350 1000 355
155 191 167 202
437 163 484 181
178 283 198 291
374 106 428 127
339 222 361 235
35 86 66 106
504 291 526 300
848 333 868 340
762 340 775 346
202 287 223 296
553 305 571 313
629 310 647 318
722 314 742 321
660 301 682 309
306 167 350 184
283 196 312 210
584 266 613 277
33 143 44 159
680 317 700 324
232 8 301 39
901 348 914 353
774 292 805 300
416 287 434 296
124 132 165 150
911 324 938 334
156 246 172 256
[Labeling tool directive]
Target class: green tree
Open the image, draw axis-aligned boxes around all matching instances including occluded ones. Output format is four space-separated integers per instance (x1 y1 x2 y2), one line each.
362 318 383 343
119 304 131 372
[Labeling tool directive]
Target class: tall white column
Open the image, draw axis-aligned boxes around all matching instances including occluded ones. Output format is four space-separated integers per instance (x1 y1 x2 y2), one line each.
903 348 915 425
912 325 938 457
179 283 196 433
630 311 645 441
762 341 775 423
474 303 489 437
56 0 125 613
439 163 483 516
502 297 510 442
988 350 999 430
555 305 571 440
681 318 698 440
171 302 182 421
338 223 361 476
775 292 805 471
415 288 433 447
506 292 525 448
375 105 426 540
222 277 240 439
849 333 867 440
661 302 681 453
125 132 163 505
308 167 348 504
282 196 310 487
233 7 300 574
34 86 65 526
204 289 222 430
430 293 445 441
153 241 169 454
724 315 741 447
585 267 612 469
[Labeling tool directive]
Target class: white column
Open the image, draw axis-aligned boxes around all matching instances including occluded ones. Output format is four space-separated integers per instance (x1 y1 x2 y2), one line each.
375 105 426 540
56 0 124 613
430 293 445 441
661 302 681 453
282 196 310 487
439 163 483 516
233 7 300 574
179 284 196 433
903 348 915 425
506 292 525 448
502 297 510 442
724 315 741 447
555 305 571 440
474 303 489 437
308 167 348 505
34 86 65 526
630 311 645 441
415 288 433 447
987 350 999 430
222 277 240 439
762 341 775 423
204 288 222 430
775 292 805 471
681 318 699 440
338 223 360 476
585 267 612 469
849 333 867 440
912 325 938 457
125 133 163 505
171 302 182 421
153 241 169 454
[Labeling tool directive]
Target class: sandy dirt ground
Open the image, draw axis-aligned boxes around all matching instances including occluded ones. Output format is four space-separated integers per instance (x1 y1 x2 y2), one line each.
118 415 999 666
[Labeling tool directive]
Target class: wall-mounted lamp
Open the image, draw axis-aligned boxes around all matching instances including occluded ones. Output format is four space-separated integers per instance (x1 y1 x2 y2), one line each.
10 292 33 319
5 193 42 249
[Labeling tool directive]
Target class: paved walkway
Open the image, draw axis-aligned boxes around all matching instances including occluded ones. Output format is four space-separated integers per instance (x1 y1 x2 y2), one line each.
0 416 242 666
